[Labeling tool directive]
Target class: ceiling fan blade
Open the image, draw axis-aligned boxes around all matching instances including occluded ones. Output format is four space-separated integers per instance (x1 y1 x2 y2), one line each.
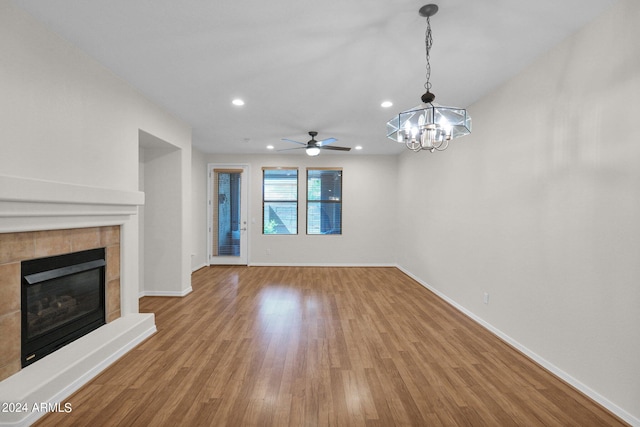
317 137 337 146
320 145 351 151
281 138 307 146
277 146 306 152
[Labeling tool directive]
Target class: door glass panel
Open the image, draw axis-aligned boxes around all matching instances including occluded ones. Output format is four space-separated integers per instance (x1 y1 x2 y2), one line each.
215 171 241 256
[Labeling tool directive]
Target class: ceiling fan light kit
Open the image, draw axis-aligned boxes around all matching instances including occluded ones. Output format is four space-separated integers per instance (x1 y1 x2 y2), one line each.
306 146 321 156
386 3 471 152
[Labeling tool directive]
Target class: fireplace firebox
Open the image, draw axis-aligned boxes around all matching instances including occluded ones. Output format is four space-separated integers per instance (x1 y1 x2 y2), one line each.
21 248 106 367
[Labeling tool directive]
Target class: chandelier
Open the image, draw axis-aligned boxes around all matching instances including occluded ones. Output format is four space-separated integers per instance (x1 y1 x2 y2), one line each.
386 4 471 152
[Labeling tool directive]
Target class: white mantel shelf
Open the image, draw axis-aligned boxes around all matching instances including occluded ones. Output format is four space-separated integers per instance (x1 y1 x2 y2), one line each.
0 175 144 206
0 175 144 233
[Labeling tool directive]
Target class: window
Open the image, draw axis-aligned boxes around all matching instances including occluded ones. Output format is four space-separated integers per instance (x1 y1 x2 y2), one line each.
307 168 342 235
263 168 298 234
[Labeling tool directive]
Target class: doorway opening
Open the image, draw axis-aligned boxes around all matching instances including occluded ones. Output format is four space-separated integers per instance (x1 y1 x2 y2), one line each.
208 164 249 265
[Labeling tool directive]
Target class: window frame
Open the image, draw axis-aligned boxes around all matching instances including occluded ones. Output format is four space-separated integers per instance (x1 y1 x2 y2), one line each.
262 167 298 235
306 167 343 235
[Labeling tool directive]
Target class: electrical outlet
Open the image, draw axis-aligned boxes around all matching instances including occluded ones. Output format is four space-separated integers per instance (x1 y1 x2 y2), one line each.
266 248 271 255
483 292 490 304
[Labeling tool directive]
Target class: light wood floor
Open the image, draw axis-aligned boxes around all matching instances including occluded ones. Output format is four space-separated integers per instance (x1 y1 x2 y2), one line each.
37 266 626 426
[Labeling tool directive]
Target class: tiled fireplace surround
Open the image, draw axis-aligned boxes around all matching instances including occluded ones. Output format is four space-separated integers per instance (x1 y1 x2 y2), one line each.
0 226 122 381
0 175 156 426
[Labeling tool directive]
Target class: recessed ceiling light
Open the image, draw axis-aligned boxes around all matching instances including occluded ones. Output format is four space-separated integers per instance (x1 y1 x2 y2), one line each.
381 101 393 108
232 98 245 106
266 145 274 150
355 145 363 150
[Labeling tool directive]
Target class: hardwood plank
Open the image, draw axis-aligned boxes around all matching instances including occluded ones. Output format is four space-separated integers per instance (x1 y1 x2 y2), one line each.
35 266 627 426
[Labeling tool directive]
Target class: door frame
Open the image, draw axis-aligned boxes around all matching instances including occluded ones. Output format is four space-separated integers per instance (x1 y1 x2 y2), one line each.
207 163 250 265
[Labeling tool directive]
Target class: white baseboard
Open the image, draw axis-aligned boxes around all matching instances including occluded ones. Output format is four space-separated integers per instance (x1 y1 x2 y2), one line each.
395 264 639 427
191 262 207 273
139 286 193 298
0 314 156 427
248 262 396 267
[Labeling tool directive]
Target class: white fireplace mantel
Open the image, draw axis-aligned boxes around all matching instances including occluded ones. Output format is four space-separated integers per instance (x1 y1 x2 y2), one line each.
0 174 156 427
0 174 144 232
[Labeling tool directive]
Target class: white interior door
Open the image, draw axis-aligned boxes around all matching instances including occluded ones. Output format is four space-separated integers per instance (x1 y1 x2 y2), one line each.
208 164 249 265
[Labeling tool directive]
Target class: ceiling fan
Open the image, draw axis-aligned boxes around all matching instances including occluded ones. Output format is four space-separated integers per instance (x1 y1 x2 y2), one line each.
279 131 351 156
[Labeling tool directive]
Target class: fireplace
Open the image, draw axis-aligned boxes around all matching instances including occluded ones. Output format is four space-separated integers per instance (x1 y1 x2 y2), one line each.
0 176 155 427
21 248 106 367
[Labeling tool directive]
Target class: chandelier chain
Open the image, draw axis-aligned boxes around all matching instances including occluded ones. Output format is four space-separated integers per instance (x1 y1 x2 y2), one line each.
424 15 433 93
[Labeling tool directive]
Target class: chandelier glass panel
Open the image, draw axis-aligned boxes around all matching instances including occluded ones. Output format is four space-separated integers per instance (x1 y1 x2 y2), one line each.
386 4 471 152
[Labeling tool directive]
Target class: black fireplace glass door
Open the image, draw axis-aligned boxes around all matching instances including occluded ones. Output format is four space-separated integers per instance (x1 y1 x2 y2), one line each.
26 268 101 340
22 248 106 367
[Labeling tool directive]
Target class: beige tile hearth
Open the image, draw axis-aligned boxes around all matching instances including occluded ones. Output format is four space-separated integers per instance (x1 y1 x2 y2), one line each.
0 232 35 265
101 226 120 247
0 312 20 376
69 227 101 253
0 262 20 379
0 226 121 382
107 278 121 322
106 244 120 283
33 229 72 258
0 262 20 314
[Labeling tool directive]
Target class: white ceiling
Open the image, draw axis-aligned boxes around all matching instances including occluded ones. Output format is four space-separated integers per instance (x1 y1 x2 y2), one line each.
13 0 617 155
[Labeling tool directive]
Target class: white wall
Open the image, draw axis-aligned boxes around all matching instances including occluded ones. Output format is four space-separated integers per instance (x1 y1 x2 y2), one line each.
0 2 190 192
396 0 639 422
191 148 209 271
138 154 146 295
0 2 192 296
194 153 398 266
140 132 192 296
